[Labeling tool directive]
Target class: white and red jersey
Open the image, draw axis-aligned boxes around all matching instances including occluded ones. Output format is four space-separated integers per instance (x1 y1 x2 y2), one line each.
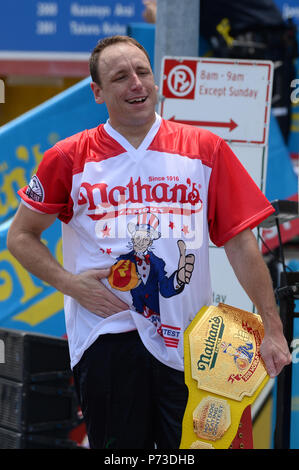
19 114 274 371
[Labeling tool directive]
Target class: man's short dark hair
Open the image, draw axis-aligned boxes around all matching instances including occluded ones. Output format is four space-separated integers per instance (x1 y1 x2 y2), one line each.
89 35 152 86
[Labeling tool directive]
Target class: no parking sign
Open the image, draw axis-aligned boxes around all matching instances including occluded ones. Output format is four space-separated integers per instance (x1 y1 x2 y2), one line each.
159 57 273 145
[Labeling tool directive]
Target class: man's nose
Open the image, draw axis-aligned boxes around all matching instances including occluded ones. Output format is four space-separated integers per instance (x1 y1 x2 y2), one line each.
130 73 142 89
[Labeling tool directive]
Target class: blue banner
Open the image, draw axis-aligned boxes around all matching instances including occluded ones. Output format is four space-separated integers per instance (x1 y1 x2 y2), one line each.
274 0 299 27
0 217 66 337
266 113 298 202
0 77 108 224
0 77 108 337
0 0 144 55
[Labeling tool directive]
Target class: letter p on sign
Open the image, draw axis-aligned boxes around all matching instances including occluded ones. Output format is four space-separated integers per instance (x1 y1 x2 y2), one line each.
162 59 197 100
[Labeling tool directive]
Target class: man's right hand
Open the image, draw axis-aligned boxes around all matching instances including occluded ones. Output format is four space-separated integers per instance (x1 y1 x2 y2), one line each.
7 204 129 319
69 268 129 318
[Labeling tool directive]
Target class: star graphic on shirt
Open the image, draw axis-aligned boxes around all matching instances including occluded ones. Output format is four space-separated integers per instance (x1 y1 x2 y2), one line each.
101 224 111 237
169 221 175 230
106 248 112 255
182 225 189 235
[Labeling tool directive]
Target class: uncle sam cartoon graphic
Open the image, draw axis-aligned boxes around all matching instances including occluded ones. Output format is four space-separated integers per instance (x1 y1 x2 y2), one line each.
108 212 195 327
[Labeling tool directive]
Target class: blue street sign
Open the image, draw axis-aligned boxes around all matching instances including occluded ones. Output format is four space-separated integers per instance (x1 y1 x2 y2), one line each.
274 0 299 27
0 0 144 55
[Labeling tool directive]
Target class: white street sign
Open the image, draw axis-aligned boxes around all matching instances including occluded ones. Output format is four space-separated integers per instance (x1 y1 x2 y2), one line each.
159 57 273 144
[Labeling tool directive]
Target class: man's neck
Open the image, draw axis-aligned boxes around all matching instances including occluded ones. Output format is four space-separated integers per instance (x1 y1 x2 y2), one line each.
109 115 156 149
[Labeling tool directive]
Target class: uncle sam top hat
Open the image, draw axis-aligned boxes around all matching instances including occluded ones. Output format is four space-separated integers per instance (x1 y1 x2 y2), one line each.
127 212 161 240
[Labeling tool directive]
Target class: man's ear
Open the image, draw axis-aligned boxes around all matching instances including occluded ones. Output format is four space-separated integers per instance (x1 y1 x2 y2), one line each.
90 81 104 104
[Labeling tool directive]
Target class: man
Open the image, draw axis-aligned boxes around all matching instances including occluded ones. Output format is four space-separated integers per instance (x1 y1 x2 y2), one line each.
7 35 291 449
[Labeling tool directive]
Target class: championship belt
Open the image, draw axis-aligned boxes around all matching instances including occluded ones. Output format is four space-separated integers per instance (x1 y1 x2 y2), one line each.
180 303 269 449
108 259 140 291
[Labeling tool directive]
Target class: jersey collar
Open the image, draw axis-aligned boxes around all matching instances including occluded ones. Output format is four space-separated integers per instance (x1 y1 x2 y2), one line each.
103 113 162 161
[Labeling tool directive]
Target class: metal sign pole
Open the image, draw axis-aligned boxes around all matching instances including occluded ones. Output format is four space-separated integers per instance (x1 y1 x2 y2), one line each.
154 0 200 85
275 270 299 449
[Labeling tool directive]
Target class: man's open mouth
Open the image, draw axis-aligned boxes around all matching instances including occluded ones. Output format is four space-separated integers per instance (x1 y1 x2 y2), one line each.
126 96 147 104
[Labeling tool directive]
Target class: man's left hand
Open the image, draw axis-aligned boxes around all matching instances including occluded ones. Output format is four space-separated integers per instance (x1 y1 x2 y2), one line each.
260 322 292 378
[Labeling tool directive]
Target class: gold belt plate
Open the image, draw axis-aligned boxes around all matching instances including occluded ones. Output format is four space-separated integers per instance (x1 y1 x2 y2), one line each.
180 303 269 449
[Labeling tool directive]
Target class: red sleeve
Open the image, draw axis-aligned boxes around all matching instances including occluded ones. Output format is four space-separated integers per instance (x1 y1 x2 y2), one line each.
208 139 275 247
18 145 73 223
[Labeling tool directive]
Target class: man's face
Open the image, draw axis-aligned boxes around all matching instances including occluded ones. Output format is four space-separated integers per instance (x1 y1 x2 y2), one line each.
91 42 158 131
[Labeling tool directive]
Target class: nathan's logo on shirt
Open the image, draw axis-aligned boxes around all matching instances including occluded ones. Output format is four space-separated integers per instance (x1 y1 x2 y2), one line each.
26 175 45 202
77 176 204 249
78 176 202 213
197 316 225 372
